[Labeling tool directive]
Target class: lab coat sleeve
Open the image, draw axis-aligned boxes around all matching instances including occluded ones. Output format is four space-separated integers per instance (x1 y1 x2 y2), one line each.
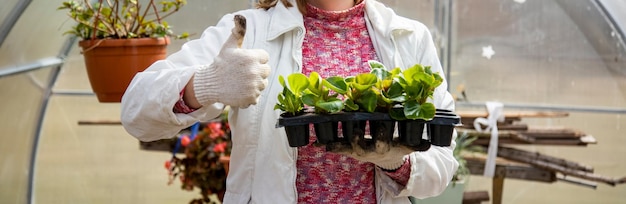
120 13 244 142
379 23 459 199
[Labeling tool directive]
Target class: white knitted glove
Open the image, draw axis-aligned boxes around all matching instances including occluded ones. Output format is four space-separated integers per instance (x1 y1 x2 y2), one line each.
193 15 270 108
328 137 413 170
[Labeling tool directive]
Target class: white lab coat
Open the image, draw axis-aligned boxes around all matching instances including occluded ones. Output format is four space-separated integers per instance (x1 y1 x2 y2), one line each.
121 0 458 203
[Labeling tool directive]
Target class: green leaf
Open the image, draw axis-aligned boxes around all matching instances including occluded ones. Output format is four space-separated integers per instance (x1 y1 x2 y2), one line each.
273 104 283 110
432 73 443 89
389 95 406 103
368 60 385 69
358 90 378 113
316 99 344 113
307 72 322 95
287 73 309 97
403 100 421 120
344 99 359 111
275 74 308 115
351 83 373 92
323 76 348 94
418 102 436 120
354 73 378 86
378 93 393 105
424 65 433 75
100 7 112 17
371 67 391 81
386 81 404 99
397 76 408 89
278 75 286 87
390 67 402 76
301 93 317 106
389 108 406 120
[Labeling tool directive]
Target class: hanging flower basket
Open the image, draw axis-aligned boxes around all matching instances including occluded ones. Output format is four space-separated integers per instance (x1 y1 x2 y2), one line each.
79 37 170 102
58 0 190 102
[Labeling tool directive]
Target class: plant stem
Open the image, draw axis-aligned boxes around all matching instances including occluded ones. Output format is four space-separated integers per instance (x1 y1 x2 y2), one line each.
135 0 153 35
90 0 117 38
91 0 103 39
109 0 121 37
131 2 142 36
150 0 162 23
145 10 178 23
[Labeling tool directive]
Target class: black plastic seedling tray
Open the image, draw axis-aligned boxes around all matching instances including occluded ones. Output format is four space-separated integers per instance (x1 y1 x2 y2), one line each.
277 109 461 149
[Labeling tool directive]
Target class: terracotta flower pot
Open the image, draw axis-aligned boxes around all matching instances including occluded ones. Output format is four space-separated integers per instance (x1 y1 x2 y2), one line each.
79 37 170 102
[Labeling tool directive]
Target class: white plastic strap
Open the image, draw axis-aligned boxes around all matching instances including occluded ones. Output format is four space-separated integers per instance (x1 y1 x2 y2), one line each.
473 101 504 178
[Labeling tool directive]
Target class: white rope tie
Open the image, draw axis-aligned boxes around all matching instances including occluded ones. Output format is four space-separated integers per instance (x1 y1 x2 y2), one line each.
473 101 504 177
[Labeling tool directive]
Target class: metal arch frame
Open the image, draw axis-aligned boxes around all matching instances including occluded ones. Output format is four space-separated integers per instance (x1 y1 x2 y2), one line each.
25 35 78 204
0 0 31 47
0 0 80 203
595 0 626 54
434 0 454 90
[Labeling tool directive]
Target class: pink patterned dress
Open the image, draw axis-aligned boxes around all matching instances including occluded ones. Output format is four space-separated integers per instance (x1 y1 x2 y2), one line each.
296 2 410 203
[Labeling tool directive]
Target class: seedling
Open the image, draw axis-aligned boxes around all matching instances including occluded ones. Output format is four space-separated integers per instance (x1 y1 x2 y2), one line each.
368 60 404 113
274 73 309 116
301 72 345 114
396 64 443 120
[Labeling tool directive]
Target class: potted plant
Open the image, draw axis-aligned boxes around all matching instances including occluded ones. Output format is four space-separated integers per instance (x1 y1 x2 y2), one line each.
274 73 311 147
368 60 404 113
58 0 189 102
302 71 345 144
344 71 397 149
389 63 443 148
367 61 408 149
166 112 232 204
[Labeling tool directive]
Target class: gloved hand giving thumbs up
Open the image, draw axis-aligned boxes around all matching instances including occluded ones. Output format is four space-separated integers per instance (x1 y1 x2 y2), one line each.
192 15 271 108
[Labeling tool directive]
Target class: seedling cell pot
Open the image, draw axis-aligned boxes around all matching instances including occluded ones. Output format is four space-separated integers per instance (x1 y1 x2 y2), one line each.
414 139 432 151
285 124 310 147
341 120 367 144
429 124 454 147
429 109 462 147
369 120 395 144
314 122 339 144
397 120 426 147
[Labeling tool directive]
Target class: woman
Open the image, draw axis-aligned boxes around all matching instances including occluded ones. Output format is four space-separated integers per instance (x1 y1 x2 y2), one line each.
121 0 458 203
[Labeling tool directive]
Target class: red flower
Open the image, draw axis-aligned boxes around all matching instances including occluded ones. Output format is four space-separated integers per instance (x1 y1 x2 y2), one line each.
213 142 228 153
207 122 221 131
207 122 225 139
181 135 191 147
164 160 172 170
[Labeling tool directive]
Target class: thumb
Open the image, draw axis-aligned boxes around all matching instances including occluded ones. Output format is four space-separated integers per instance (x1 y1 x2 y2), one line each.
220 14 247 50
